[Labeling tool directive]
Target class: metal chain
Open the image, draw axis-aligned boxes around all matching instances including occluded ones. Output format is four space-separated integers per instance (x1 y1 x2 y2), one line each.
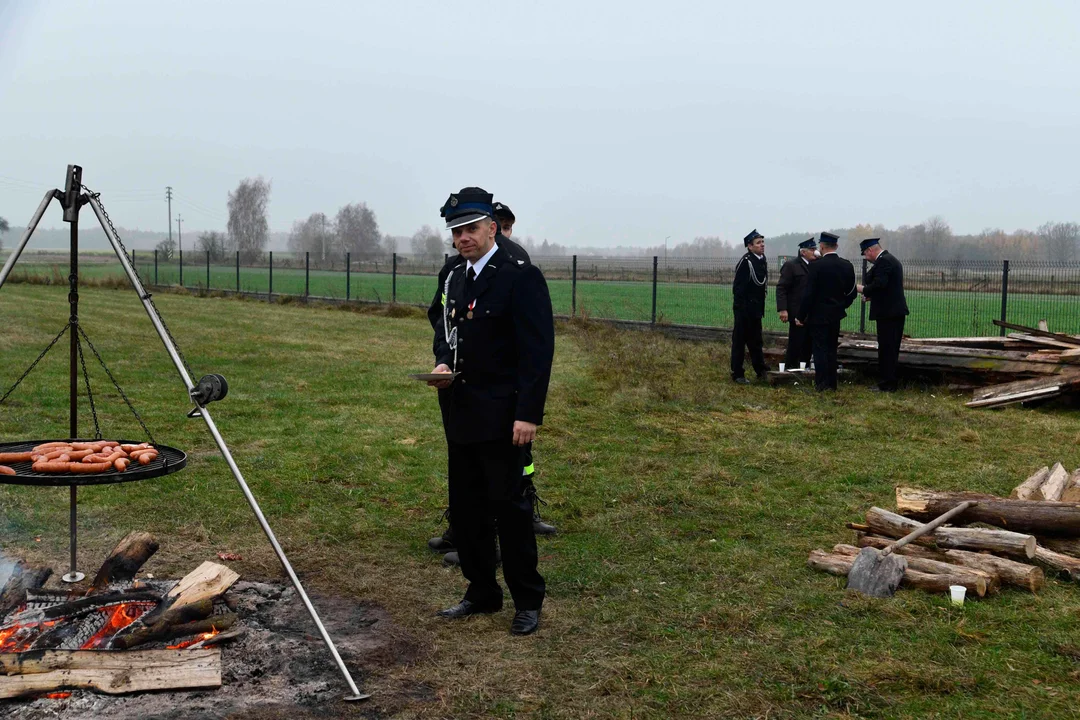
75 331 102 440
81 185 196 380
77 325 157 445
0 323 69 406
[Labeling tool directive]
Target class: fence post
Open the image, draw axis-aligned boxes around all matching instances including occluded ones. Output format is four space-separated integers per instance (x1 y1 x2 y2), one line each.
206 251 210 290
392 253 398 304
860 258 867 334
236 251 240 293
179 248 183 287
305 251 310 298
651 256 658 325
346 252 351 301
269 251 273 302
1000 259 1010 336
154 249 158 285
572 254 578 317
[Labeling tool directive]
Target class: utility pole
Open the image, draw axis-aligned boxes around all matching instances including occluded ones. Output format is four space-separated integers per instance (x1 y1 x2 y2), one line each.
165 186 173 245
176 214 183 256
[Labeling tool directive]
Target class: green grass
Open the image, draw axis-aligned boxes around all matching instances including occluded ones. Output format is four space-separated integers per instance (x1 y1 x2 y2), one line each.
3 284 1080 718
11 258 1080 339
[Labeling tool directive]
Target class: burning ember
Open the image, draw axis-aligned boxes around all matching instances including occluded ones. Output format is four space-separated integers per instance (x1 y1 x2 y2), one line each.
81 601 156 649
167 626 220 650
44 692 72 700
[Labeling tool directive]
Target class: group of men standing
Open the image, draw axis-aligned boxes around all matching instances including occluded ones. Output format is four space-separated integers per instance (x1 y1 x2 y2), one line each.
731 230 909 393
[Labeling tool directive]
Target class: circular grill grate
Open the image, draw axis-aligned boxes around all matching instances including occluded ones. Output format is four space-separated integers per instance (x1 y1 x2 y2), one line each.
0 439 187 487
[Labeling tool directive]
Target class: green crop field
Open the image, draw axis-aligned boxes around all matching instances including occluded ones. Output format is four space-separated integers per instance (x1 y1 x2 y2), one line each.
10 256 1080 339
3 283 1080 718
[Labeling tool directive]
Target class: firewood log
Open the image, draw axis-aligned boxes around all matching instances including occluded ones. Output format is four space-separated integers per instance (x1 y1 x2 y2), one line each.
1012 467 1050 499
1035 463 1070 501
88 531 159 593
807 550 987 596
833 544 996 594
896 486 1080 537
0 562 52 618
855 535 1043 592
1033 545 1080 581
1058 470 1080 504
867 506 1036 558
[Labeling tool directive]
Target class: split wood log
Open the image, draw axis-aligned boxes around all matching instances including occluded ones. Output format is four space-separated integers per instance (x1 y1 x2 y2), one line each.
89 531 159 593
1035 463 1070 502
1033 545 1080 581
833 544 994 595
866 506 1036 558
1012 467 1050 500
856 535 1044 592
0 562 53 618
807 550 987 596
1059 470 1080 504
110 562 239 651
0 648 220 698
896 486 1080 537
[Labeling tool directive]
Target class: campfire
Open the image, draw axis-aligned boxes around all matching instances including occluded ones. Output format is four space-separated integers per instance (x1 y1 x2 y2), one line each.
0 532 242 699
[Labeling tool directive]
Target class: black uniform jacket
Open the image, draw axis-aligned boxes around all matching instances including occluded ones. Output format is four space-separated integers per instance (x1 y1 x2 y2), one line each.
862 250 909 321
732 252 769 317
796 252 857 326
775 256 810 314
429 245 554 445
427 232 530 335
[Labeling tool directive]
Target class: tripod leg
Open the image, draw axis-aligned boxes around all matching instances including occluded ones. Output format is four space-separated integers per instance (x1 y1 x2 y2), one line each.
0 190 58 291
88 194 368 701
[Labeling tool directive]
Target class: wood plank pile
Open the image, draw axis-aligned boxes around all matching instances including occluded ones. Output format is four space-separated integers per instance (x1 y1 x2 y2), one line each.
833 320 1080 407
0 531 242 699
808 468 1080 599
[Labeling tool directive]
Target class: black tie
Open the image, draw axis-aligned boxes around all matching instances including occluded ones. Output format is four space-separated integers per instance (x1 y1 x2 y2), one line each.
466 267 476 295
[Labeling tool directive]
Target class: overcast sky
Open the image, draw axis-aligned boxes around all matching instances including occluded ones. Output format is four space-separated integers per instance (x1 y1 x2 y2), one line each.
1 0 1078 247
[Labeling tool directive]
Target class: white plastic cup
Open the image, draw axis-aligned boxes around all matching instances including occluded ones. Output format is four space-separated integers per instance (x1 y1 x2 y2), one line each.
779 363 786 372
949 584 966 607
800 362 807 370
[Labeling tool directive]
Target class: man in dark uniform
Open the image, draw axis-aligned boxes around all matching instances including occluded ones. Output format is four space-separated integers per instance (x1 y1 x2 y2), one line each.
795 232 857 392
427 194 555 561
426 188 554 635
857 238 909 392
776 237 817 369
730 229 770 384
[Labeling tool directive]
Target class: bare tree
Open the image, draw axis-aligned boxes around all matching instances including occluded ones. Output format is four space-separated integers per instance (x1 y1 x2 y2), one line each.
287 212 334 260
196 231 229 262
0 216 8 253
335 203 380 260
410 225 445 261
155 236 177 260
227 177 271 263
1038 221 1080 262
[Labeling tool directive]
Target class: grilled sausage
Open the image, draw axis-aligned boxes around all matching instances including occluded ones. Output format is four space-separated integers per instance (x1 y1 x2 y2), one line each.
0 452 33 463
0 466 15 476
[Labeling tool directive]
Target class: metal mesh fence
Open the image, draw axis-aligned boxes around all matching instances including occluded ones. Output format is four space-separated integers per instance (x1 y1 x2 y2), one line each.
7 249 1080 339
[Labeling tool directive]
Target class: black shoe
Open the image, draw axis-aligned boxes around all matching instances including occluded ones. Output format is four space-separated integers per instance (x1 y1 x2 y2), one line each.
436 599 501 619
510 609 541 635
443 546 501 567
525 486 557 535
733 377 750 385
427 509 456 553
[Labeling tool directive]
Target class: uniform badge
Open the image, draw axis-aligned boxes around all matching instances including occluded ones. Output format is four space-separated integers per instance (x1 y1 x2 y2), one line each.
467 311 474 319
450 197 458 207
451 308 456 318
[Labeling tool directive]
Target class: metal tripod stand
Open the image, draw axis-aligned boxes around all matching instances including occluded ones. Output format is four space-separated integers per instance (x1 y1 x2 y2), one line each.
0 165 368 702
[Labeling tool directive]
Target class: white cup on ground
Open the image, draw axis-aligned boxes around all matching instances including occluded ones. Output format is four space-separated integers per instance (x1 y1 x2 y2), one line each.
779 363 786 372
800 362 807 370
949 584 966 607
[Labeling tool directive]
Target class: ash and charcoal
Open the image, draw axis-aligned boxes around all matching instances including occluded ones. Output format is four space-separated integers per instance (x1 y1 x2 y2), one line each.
3 581 411 720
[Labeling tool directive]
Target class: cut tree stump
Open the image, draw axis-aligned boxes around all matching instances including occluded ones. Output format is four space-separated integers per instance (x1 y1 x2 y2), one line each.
1035 463 1070 502
807 550 987 596
895 486 1080 536
0 563 53 618
0 648 220 698
866 506 1036 558
833 544 995 595
88 531 159 592
855 535 1044 592
1012 467 1050 500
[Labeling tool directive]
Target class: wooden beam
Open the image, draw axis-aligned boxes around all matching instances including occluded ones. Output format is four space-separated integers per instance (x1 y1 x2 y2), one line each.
0 648 220 698
993 319 1080 346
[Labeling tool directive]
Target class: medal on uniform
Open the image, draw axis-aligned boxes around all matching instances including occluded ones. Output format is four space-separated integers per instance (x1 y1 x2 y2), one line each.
451 308 456 318
467 299 476 319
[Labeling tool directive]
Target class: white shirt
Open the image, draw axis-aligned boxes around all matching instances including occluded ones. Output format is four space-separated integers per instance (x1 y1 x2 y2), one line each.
467 242 499 278
752 253 764 260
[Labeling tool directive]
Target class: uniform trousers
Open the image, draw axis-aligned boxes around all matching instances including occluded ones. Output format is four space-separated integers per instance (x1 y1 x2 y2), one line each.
809 321 842 391
448 439 545 611
785 320 812 368
731 310 768 379
876 316 906 391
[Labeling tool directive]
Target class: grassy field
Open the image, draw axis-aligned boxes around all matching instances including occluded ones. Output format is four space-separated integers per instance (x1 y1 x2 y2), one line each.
3 284 1080 718
9 258 1080 339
